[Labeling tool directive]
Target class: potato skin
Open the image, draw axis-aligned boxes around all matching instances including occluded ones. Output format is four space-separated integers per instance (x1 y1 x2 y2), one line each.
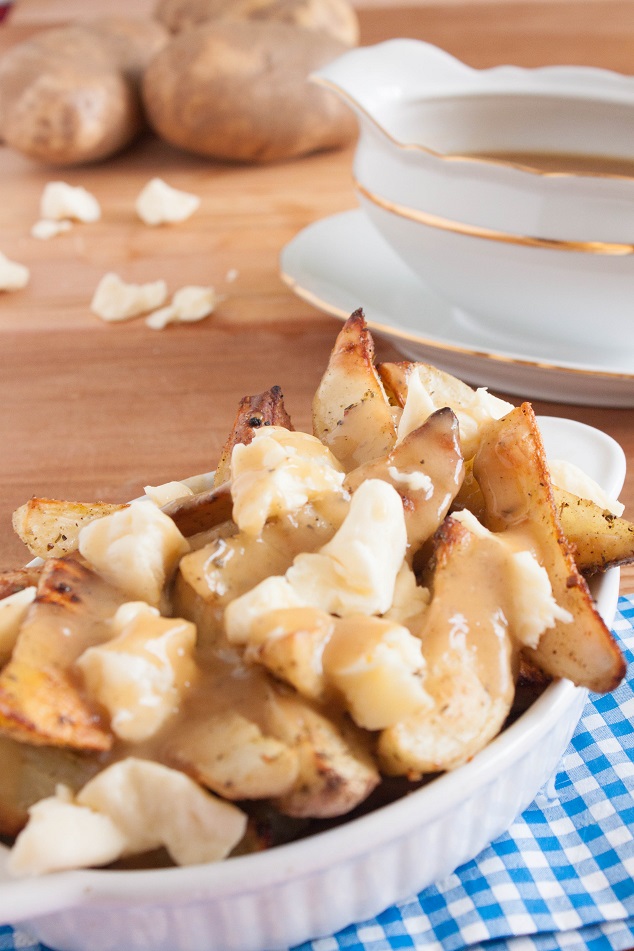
142 21 358 163
0 20 168 166
154 0 359 47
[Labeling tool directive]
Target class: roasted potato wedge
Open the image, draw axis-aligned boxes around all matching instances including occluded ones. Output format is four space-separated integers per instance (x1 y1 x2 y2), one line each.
0 558 125 750
553 486 634 575
473 403 625 693
345 407 464 553
213 385 294 487
12 498 128 560
312 309 396 470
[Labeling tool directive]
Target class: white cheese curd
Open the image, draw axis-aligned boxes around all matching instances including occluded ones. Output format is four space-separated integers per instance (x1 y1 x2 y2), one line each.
323 616 432 730
287 479 407 617
0 251 29 291
399 367 513 457
225 576 306 644
452 509 572 648
395 368 436 444
549 458 625 516
78 500 189 607
231 427 346 536
76 602 196 741
77 758 247 865
384 564 430 630
30 218 73 240
143 480 195 507
40 182 101 222
145 285 217 330
225 480 407 643
509 550 573 648
387 464 433 495
135 177 200 226
8 785 126 877
90 272 168 322
0 586 36 666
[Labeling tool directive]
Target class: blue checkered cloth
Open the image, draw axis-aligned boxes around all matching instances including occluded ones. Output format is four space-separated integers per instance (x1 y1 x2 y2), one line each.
2 597 633 951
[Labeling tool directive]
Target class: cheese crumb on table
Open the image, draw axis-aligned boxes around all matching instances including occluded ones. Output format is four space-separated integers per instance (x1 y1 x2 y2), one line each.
136 178 201 226
31 219 73 240
0 251 29 291
145 285 218 330
91 272 168 322
40 182 101 222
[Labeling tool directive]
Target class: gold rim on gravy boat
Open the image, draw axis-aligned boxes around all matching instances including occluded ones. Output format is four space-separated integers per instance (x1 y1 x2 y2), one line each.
355 181 634 256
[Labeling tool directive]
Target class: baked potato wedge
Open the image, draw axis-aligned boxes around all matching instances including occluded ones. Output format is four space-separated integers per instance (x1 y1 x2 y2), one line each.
473 403 625 693
312 309 396 471
12 498 127 560
553 486 634 575
0 558 125 750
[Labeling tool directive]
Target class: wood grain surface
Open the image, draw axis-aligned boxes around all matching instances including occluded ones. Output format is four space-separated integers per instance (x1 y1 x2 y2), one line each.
0 0 632 607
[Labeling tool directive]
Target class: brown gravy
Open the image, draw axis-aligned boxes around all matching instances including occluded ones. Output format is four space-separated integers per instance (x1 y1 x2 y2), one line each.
459 150 634 177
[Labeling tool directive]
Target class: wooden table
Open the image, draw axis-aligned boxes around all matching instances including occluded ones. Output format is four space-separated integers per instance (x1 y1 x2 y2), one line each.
0 0 632 605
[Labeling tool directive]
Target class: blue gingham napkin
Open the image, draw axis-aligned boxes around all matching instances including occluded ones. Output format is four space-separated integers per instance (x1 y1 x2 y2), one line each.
2 597 633 951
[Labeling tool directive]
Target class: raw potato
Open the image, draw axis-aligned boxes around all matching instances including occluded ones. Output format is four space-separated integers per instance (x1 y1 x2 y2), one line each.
0 19 168 166
141 20 358 163
154 0 360 47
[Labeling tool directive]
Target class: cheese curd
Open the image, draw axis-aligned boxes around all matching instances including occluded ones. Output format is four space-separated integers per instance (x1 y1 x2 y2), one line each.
146 285 217 330
40 182 101 222
398 366 513 457
78 500 189 607
90 272 168 322
76 759 247 866
0 251 29 291
31 219 73 240
8 785 126 877
452 509 573 649
226 479 408 646
230 427 346 536
144 480 195 507
76 602 196 741
323 616 432 730
0 586 36 666
135 178 200 226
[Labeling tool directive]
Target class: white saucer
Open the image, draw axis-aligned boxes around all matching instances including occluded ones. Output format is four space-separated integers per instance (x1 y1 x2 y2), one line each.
280 210 634 406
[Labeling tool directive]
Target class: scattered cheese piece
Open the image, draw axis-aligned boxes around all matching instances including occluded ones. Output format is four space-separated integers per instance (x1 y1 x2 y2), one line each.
76 602 196 741
549 458 625 516
387 464 433 495
0 251 29 291
135 178 200 226
78 499 189 607
323 616 431 730
0 586 36 666
40 182 101 223
144 480 195 507
91 272 168 322
31 218 73 240
8 785 126 877
145 285 217 330
509 550 573 648
231 427 346 536
77 758 247 865
225 576 306 644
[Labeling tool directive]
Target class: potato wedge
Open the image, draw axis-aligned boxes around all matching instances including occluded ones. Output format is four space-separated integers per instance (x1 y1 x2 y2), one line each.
378 517 516 777
553 486 634 575
0 558 126 750
345 407 464 553
0 735 102 837
267 689 380 818
12 498 127 560
312 310 396 471
473 403 625 693
0 566 43 600
213 385 294 487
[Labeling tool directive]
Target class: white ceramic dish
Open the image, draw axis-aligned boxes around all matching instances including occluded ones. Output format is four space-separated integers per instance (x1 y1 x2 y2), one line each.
312 40 634 352
280 210 634 407
0 418 625 951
